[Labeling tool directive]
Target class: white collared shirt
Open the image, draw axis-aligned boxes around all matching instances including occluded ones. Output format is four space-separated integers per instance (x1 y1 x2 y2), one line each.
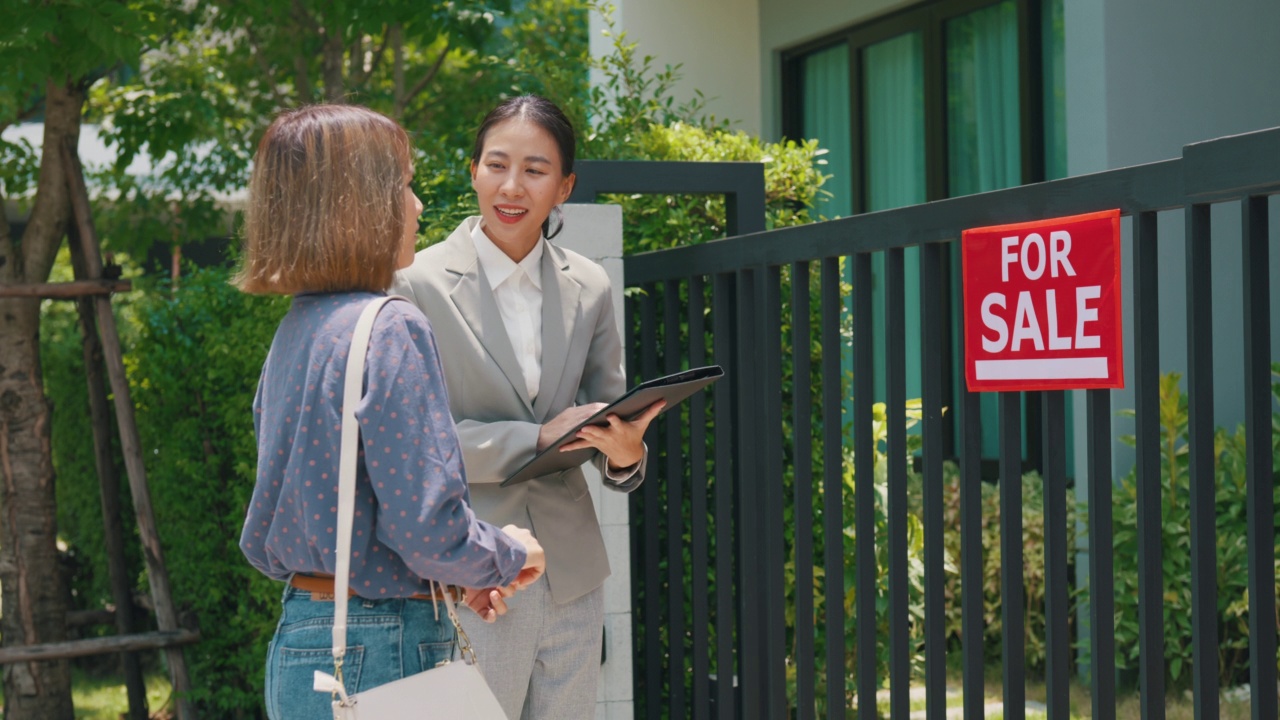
471 222 544 401
468 220 643 481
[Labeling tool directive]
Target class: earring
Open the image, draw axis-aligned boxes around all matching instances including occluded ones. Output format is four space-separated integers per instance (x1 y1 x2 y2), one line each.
545 205 565 240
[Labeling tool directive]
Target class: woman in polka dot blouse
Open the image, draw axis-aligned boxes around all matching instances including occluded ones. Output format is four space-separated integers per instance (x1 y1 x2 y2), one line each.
236 104 545 720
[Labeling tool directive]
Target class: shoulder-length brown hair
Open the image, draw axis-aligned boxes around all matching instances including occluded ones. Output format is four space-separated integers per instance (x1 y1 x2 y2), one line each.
235 104 411 295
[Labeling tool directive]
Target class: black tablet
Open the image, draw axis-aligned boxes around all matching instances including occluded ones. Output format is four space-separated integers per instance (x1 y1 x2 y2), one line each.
500 365 724 486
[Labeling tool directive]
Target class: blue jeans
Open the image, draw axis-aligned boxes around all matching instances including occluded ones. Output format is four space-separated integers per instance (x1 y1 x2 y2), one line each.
264 585 455 720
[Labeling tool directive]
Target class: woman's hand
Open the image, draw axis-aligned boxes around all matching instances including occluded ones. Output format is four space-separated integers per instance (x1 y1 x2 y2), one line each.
501 524 546 590
462 585 516 623
537 403 608 451
559 400 665 469
465 523 544 622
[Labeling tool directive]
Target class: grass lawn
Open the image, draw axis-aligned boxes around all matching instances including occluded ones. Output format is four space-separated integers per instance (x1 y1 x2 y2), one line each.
865 661 1264 719
1011 664 1260 719
5 656 1272 719
0 665 175 719
68 666 174 719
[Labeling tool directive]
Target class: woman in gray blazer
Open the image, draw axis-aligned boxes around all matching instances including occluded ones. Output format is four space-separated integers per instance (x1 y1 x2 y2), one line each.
393 95 662 720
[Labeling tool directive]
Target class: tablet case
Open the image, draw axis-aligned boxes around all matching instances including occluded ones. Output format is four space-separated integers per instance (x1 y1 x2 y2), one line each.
500 365 724 486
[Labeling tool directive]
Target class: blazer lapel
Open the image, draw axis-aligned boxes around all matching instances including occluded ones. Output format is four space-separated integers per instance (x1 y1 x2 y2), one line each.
442 226 535 417
532 244 581 422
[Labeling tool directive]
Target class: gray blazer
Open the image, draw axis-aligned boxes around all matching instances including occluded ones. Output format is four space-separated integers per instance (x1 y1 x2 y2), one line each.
392 217 645 603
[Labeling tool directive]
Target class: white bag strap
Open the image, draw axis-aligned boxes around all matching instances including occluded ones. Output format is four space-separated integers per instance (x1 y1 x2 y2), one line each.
319 295 484 709
332 295 396 667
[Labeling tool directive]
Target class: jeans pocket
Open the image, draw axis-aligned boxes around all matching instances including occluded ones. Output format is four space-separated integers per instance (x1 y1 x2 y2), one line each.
268 644 365 720
418 640 455 670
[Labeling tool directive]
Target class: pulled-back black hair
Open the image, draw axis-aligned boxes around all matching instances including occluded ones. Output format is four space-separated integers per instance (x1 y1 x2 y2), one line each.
471 95 576 239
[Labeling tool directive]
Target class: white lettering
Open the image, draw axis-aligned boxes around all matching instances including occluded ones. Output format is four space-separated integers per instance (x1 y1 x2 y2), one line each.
1021 232 1047 280
1046 289 1072 349
1001 236 1019 282
1075 285 1101 349
1050 230 1076 277
1011 291 1044 351
981 293 1008 352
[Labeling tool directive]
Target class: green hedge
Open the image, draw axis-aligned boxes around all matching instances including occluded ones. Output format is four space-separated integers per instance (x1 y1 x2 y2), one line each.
1108 369 1280 689
49 269 289 714
126 271 289 712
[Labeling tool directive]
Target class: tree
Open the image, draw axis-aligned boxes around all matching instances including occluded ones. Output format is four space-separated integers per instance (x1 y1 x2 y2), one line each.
0 2 177 717
5 1 589 714
92 0 547 259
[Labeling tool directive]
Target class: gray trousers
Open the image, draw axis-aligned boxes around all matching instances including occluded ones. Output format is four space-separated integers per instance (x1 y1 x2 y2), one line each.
458 577 604 720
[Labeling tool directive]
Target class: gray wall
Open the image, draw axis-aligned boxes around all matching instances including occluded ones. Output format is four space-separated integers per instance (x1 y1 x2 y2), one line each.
1065 0 1280 481
556 203 634 720
595 0 764 135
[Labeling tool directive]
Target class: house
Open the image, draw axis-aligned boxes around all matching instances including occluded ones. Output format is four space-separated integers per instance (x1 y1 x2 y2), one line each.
594 0 1280 480
591 1 1280 706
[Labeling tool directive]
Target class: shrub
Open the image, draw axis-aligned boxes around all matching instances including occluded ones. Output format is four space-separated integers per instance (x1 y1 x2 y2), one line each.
49 267 289 714
931 464 1077 673
1109 369 1280 689
125 268 288 713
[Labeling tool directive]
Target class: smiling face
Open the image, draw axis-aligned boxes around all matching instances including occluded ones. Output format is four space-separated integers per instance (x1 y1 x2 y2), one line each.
470 117 576 261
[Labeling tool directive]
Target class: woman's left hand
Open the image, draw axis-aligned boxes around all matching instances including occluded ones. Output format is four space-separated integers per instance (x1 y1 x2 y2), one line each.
463 585 518 623
559 400 665 469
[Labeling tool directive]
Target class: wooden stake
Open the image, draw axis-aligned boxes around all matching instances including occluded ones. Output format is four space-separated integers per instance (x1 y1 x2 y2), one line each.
0 630 199 665
61 139 197 720
0 279 130 298
67 224 150 720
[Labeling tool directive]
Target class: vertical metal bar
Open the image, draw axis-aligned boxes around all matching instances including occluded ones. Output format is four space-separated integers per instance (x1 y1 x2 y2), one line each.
1025 393 1044 475
885 247 909 720
689 276 710 720
1185 203 1218 720
960 386 985 720
639 284 663 716
920 242 946 720
712 273 737 720
1042 390 1069 720
853 252 878 719
1241 195 1276 720
1000 392 1025 720
1087 388 1116 720
1132 211 1165 720
626 292 643 712
761 266 788 719
821 257 847 720
792 261 816 720
664 279 688 715
735 267 763 720
724 168 768 237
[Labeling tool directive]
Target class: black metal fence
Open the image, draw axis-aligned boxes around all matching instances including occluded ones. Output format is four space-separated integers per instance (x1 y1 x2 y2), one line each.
608 126 1280 719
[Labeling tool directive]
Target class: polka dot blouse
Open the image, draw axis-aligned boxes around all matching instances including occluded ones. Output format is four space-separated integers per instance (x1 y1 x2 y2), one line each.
240 292 526 596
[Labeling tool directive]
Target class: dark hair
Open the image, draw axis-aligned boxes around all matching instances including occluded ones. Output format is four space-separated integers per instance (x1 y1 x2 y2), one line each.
471 95 576 239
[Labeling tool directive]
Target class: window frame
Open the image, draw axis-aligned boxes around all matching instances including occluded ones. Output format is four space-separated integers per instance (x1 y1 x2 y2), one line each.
781 0 1046 212
781 0 1054 471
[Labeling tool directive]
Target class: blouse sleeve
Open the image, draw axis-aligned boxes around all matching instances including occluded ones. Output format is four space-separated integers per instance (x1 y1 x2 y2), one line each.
354 303 527 589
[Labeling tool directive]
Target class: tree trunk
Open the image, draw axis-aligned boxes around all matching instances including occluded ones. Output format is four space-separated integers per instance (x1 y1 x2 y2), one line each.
390 23 405 118
0 78 84 720
322 22 346 102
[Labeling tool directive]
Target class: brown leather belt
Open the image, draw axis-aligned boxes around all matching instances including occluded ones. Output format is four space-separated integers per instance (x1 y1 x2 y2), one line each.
289 574 459 602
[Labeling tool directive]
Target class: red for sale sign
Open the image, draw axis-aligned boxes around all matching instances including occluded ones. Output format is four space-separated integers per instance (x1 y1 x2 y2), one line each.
962 209 1124 392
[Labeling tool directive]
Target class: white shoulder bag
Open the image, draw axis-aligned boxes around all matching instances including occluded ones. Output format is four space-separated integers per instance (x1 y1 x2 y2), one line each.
311 296 509 720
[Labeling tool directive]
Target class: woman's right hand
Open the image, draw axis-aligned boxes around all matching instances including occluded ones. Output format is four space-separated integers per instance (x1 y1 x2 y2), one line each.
537 403 608 451
501 524 546 590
